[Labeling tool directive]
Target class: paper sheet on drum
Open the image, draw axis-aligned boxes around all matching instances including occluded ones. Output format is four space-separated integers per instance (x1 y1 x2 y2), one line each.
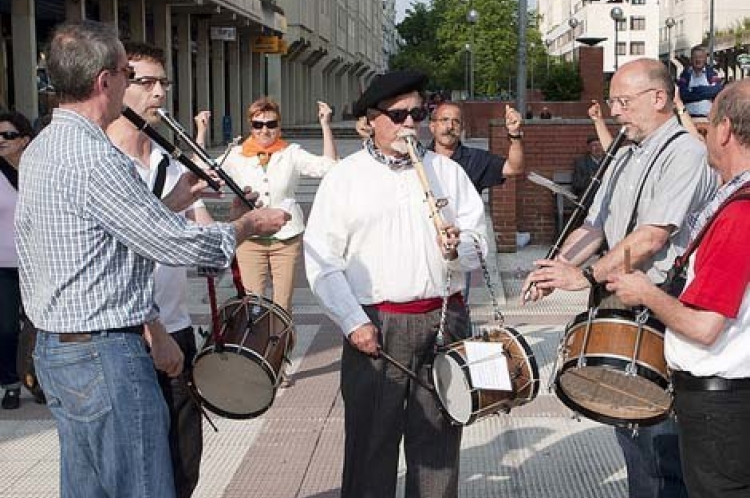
465 342 512 391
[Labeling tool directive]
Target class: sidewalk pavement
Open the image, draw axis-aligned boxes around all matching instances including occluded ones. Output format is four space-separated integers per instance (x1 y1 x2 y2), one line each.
0 136 630 497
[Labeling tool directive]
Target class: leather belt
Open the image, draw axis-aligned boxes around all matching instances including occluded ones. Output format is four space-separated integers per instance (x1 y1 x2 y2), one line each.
57 326 142 343
672 370 750 392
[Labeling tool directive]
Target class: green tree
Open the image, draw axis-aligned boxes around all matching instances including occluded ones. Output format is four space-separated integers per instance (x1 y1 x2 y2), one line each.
391 0 544 97
539 62 582 101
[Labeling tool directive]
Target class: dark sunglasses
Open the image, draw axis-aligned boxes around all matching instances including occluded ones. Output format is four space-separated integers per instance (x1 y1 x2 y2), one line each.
251 120 279 130
0 131 22 140
375 106 428 124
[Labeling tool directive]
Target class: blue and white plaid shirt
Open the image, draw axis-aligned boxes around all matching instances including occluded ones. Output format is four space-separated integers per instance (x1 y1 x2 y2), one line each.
15 109 236 333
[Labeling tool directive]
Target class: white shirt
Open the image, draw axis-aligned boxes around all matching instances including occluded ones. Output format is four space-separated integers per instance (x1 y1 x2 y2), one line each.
222 143 337 240
685 70 713 117
666 256 750 378
304 149 488 336
0 171 18 267
133 145 203 333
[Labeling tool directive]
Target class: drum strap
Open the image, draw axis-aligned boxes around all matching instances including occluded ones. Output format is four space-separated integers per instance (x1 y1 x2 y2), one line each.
230 257 246 297
206 276 222 345
663 184 750 296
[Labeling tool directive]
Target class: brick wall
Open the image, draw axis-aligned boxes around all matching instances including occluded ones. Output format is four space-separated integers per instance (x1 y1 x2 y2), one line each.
488 120 620 252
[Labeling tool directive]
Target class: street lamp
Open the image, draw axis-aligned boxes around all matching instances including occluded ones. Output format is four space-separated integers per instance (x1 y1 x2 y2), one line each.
544 38 552 77
467 8 479 100
665 17 676 73
568 17 579 62
464 43 471 100
610 7 625 71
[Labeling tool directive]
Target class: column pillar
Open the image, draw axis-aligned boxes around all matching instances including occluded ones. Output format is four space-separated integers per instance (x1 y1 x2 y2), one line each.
240 30 254 137
266 54 282 103
227 37 241 142
195 17 211 130
210 40 226 142
99 0 118 29
128 0 146 41
66 0 86 21
176 13 194 127
152 0 172 111
11 0 38 120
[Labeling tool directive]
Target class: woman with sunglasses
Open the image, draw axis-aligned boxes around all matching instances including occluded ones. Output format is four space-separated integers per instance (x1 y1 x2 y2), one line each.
0 111 34 409
221 97 338 313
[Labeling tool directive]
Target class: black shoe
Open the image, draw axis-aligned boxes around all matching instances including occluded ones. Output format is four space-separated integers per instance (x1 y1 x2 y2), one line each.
2 388 21 410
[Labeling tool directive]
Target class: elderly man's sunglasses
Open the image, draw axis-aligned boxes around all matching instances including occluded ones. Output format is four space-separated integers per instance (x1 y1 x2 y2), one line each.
375 106 428 124
251 120 279 130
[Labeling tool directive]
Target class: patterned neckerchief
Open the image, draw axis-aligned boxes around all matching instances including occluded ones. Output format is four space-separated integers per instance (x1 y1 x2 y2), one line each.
688 169 750 240
364 137 427 170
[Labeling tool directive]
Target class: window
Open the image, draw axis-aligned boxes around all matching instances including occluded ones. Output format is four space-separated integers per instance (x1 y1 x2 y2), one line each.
616 19 627 32
632 0 646 5
630 16 646 30
630 41 645 55
617 42 626 56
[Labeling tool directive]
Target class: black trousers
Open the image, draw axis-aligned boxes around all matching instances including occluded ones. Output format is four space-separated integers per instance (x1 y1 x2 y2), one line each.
157 327 203 498
0 268 21 388
674 386 750 498
340 301 470 498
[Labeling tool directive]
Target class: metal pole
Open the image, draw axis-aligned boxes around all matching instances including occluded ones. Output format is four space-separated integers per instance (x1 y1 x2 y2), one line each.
470 28 475 99
709 0 715 65
516 0 528 113
614 23 619 71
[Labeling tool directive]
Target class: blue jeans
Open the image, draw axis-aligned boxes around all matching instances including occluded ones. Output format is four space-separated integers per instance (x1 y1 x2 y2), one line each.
34 329 175 498
0 268 21 389
615 418 687 498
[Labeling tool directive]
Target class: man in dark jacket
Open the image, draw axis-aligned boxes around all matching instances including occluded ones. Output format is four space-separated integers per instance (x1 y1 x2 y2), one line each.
677 45 723 118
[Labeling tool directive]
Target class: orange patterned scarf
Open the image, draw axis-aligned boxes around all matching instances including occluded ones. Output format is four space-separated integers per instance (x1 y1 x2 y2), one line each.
241 137 289 166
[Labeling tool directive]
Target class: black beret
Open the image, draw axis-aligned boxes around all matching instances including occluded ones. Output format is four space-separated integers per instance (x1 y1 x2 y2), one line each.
352 70 428 118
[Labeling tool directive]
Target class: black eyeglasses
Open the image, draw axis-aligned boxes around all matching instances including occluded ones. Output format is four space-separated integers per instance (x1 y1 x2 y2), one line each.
375 106 428 124
251 120 279 130
0 131 22 140
129 76 172 91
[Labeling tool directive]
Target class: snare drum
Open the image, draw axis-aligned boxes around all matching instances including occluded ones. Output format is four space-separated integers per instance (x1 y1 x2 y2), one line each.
554 308 671 427
191 294 295 419
432 328 540 425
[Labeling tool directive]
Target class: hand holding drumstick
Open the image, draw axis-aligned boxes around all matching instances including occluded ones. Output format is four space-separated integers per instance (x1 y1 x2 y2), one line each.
606 246 654 307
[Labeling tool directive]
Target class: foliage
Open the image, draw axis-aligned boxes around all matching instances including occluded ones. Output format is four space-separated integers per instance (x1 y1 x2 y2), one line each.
539 62 583 101
390 0 545 97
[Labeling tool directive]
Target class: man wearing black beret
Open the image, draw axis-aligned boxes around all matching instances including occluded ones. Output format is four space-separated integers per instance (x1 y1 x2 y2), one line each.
304 69 488 497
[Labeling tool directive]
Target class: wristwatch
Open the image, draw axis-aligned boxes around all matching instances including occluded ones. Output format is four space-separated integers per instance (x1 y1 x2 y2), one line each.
507 131 523 140
581 265 598 287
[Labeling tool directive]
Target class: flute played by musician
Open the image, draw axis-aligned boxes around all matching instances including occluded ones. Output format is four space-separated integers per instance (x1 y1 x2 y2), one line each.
521 58 717 498
304 69 487 498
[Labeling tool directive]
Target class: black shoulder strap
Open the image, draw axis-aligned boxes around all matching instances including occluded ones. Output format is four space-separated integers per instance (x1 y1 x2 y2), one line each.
151 154 169 198
0 158 18 190
624 130 688 235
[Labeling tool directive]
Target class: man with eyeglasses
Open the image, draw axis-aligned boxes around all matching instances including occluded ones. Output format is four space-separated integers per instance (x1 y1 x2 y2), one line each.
522 58 717 498
304 69 487 498
15 21 289 498
428 101 524 301
106 41 213 498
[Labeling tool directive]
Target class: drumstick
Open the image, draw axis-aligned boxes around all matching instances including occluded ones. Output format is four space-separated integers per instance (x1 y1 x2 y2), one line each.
624 246 632 274
377 347 436 394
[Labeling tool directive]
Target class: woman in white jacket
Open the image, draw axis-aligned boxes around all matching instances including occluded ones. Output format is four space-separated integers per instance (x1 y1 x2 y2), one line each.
222 98 338 312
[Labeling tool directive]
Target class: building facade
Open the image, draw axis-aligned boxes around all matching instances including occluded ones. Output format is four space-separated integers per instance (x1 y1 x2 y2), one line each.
0 0 393 138
538 0 750 79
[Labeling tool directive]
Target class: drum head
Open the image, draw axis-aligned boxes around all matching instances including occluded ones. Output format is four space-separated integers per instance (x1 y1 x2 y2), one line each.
556 366 672 426
432 353 474 425
192 348 276 419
